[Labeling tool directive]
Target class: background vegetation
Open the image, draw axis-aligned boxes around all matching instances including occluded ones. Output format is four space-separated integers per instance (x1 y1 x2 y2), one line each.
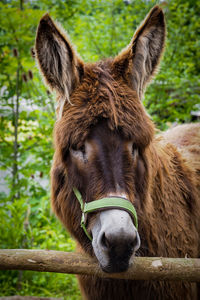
0 0 199 299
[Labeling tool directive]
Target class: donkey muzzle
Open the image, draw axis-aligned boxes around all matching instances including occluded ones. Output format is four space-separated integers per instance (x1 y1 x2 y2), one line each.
91 209 140 273
73 188 140 272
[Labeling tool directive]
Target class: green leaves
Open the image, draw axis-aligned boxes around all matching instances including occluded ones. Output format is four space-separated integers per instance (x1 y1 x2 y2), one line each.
145 0 200 128
0 2 79 298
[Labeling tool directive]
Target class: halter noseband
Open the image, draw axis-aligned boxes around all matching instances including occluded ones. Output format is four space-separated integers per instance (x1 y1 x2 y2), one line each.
73 188 138 241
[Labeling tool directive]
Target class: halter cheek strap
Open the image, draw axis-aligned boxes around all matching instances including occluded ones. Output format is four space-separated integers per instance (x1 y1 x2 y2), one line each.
73 188 138 241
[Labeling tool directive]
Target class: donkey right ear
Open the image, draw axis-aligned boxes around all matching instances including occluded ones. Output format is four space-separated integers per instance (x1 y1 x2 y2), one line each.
113 6 165 100
35 14 84 111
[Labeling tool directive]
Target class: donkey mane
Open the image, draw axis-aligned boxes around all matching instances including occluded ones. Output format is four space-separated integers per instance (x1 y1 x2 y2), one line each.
36 6 200 300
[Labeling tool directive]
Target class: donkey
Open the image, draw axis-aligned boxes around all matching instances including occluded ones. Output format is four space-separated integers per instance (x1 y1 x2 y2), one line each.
35 6 200 300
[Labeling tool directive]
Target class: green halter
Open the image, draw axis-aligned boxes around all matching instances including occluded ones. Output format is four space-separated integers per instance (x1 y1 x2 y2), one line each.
73 187 138 241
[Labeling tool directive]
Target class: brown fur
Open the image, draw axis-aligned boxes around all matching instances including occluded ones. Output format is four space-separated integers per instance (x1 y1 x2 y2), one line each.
35 6 200 300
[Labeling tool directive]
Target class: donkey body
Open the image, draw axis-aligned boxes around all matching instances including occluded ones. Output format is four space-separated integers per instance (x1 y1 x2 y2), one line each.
36 6 200 300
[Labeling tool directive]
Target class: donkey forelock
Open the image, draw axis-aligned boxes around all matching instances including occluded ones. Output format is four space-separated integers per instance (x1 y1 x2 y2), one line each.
55 62 154 159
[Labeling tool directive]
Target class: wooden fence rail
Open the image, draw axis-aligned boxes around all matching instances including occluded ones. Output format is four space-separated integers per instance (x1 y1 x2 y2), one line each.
0 249 200 282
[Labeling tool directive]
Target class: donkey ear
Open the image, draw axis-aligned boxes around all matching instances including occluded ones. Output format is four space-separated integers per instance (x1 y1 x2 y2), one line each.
113 6 166 99
35 14 84 116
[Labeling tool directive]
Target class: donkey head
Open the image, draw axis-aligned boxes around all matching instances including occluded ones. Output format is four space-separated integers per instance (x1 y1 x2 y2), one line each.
36 6 165 273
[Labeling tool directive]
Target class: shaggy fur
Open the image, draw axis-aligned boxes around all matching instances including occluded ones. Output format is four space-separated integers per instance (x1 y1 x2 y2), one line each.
35 6 200 300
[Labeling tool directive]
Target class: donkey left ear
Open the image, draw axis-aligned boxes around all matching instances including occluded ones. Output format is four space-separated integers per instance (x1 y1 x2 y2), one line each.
35 14 84 118
113 6 166 100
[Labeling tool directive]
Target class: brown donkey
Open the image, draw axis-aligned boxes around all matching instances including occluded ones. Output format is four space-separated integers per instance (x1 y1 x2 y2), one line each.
35 6 200 300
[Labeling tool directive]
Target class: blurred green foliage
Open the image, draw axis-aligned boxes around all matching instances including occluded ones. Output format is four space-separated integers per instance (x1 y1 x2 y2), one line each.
0 0 199 298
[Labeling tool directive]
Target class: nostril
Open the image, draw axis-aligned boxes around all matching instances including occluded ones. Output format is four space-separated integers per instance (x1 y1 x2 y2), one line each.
101 232 112 249
129 241 134 249
100 231 139 254
129 235 138 250
101 232 110 249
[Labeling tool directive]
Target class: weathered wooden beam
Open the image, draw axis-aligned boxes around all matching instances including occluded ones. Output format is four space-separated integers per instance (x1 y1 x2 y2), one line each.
0 249 199 282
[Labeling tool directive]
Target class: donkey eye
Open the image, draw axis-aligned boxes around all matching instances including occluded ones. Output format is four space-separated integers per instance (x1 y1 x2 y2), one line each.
127 142 138 160
71 144 85 153
79 145 85 154
70 144 87 163
132 146 138 159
